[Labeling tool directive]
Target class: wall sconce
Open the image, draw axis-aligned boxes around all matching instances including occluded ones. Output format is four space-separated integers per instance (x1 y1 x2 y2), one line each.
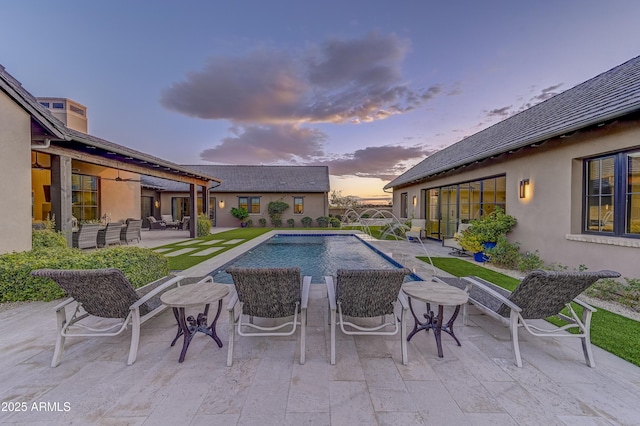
519 179 530 199
154 200 160 208
412 196 417 206
218 200 225 209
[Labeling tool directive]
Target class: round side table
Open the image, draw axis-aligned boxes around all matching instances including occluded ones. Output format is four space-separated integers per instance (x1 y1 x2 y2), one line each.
402 281 468 358
161 279 229 363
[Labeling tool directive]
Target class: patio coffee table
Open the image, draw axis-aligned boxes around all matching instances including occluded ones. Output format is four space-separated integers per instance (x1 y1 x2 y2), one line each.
402 281 468 358
160 279 229 362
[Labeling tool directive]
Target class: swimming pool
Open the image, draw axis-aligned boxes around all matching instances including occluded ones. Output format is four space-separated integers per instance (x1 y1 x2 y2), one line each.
209 234 421 284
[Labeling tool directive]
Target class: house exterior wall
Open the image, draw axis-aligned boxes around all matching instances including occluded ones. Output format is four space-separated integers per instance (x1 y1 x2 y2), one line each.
0 90 32 254
71 162 141 222
391 119 640 279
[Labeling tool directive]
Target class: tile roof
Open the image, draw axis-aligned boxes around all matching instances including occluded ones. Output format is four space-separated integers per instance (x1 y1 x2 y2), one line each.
385 55 640 189
0 64 219 183
141 165 330 192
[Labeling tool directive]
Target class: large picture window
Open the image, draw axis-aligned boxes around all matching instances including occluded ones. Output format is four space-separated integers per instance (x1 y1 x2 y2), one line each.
72 174 99 221
584 150 640 237
238 196 261 214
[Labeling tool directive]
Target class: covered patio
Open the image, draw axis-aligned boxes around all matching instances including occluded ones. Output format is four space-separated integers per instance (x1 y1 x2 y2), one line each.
1 237 639 425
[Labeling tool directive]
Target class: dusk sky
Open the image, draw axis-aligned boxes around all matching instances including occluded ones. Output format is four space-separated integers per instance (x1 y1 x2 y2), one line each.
2 1 639 204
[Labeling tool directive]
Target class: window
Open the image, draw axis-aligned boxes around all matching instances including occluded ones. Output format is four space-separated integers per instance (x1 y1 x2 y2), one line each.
293 196 304 214
52 102 64 109
72 174 99 221
39 102 50 108
69 104 85 116
238 196 260 214
584 150 640 237
400 192 408 218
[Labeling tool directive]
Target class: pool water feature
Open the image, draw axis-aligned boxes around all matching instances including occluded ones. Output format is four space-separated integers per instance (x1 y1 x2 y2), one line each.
209 234 422 284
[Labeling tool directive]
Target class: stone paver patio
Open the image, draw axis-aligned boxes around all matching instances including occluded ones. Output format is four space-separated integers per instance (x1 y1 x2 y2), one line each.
1 230 639 425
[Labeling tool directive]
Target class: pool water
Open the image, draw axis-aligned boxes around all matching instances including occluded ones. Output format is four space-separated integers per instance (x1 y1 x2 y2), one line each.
209 234 420 284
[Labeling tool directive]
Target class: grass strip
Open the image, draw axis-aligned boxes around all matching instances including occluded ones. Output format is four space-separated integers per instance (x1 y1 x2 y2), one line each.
418 256 640 367
158 228 271 270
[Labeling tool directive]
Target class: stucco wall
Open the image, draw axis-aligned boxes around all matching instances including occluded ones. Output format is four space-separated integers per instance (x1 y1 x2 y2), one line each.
0 91 32 254
391 120 640 279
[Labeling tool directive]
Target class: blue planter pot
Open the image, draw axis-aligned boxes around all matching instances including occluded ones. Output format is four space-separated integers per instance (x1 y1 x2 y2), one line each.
473 252 486 262
482 242 496 251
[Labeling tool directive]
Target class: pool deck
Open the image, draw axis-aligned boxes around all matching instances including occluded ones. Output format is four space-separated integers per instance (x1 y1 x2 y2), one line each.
1 229 640 424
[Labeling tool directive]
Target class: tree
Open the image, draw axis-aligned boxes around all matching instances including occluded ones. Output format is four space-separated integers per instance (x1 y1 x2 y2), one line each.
329 190 359 208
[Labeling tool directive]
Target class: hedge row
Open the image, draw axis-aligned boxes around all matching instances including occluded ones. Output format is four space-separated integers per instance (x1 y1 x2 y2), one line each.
0 245 169 302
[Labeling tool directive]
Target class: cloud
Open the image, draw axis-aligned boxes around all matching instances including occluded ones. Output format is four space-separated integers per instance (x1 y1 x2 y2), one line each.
486 106 512 118
161 33 440 124
200 124 326 164
314 144 437 181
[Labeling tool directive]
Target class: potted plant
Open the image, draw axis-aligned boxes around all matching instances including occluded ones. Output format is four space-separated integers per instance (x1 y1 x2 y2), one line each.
230 207 249 227
469 206 517 249
458 230 485 262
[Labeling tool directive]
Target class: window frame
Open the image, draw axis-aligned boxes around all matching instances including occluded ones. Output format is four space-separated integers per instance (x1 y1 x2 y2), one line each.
583 149 640 238
293 196 304 214
238 196 261 214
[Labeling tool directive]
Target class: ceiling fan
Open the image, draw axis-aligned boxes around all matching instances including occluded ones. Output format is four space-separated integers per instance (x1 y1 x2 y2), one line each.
103 170 141 182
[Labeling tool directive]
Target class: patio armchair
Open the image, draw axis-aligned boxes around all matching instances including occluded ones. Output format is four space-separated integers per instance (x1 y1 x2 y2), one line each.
433 269 621 367
147 216 167 230
442 223 472 256
405 219 426 241
226 267 311 366
121 219 142 244
161 214 180 229
325 268 412 365
30 268 194 366
97 221 123 247
178 216 190 230
72 223 100 249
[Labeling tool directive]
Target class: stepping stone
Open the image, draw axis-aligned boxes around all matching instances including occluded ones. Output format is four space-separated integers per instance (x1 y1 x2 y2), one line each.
164 248 199 257
176 240 202 246
222 239 245 245
199 240 224 246
153 248 173 253
190 247 225 256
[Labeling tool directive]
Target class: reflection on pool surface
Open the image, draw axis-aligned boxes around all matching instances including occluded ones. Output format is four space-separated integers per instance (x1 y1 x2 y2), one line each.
209 234 420 284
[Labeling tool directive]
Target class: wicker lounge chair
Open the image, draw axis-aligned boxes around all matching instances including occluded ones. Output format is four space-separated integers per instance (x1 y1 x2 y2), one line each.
325 268 411 365
226 267 311 366
433 269 621 367
161 214 179 229
72 223 100 249
30 268 192 366
97 221 123 247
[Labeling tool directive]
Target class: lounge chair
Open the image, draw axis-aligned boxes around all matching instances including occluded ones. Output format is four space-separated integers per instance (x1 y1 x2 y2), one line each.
442 223 472 256
405 219 426 241
120 219 142 244
97 221 123 247
72 223 100 249
433 269 621 367
147 216 166 230
325 268 411 365
161 214 180 229
178 216 190 230
30 268 193 366
226 267 311 366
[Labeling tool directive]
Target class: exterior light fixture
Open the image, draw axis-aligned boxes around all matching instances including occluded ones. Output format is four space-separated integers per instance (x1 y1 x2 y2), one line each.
519 179 530 199
412 196 417 206
219 200 225 209
154 200 160 208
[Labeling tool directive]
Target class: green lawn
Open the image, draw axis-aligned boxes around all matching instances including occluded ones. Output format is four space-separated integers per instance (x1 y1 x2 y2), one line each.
419 257 640 367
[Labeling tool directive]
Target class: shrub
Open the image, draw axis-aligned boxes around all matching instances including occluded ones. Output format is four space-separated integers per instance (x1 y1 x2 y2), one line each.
230 207 249 223
196 214 211 237
271 218 283 227
467 206 517 243
245 219 254 228
287 218 295 227
586 277 640 312
329 217 341 228
484 235 521 269
32 228 67 249
258 218 267 227
268 201 289 227
316 216 329 228
0 246 168 302
301 216 313 227
517 250 546 272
